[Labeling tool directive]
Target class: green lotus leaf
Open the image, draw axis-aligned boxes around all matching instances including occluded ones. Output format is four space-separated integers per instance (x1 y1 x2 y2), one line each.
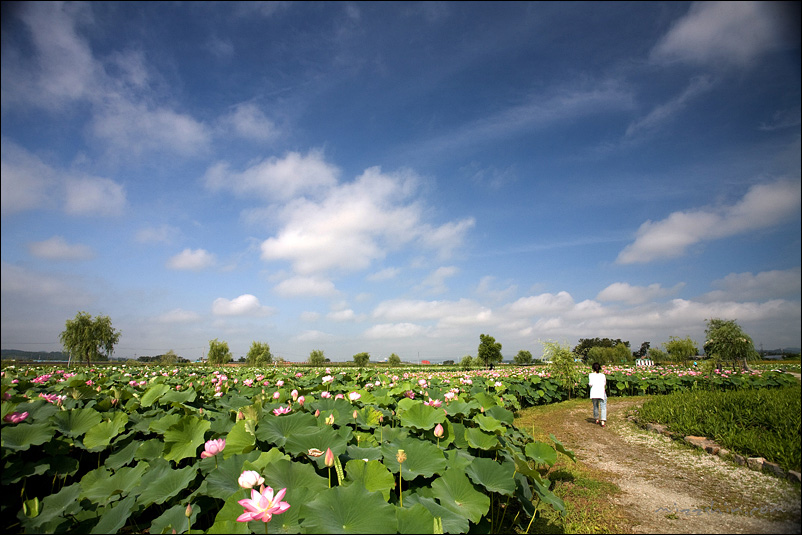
405 495 469 534
83 412 128 451
444 449 474 471
443 399 478 417
163 415 211 462
301 482 398 533
430 469 490 524
207 490 251 534
550 433 576 462
353 430 379 447
464 427 499 450
80 462 148 504
262 458 328 514
471 391 500 409
134 438 164 461
216 394 253 412
375 424 408 444
89 494 136 534
532 476 565 515
255 410 318 447
203 453 255 500
223 418 256 458
381 436 447 480
246 448 291 473
525 441 557 468
22 482 81 533
52 407 102 438
398 401 447 431
485 405 514 425
0 422 54 451
135 458 198 507
449 422 469 449
344 459 395 500
283 425 349 466
464 457 516 496
396 503 437 534
140 383 170 407
105 439 139 470
473 413 506 434
150 503 198 535
346 444 383 462
159 387 196 406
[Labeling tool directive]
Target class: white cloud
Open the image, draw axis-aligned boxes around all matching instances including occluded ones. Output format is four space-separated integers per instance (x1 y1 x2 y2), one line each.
260 165 473 274
617 179 801 264
212 294 274 316
167 248 216 271
28 236 94 261
650 1 791 69
64 176 127 216
327 309 357 322
372 298 492 326
300 311 321 322
135 224 180 244
205 150 339 202
417 266 459 294
625 76 713 138
156 308 202 323
701 268 802 302
506 292 575 315
363 323 429 339
368 267 401 281
218 102 278 142
273 276 338 297
597 282 685 305
1 139 58 215
0 261 92 307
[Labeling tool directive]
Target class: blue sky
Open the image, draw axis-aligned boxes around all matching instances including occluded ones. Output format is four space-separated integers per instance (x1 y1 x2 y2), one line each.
2 1 800 362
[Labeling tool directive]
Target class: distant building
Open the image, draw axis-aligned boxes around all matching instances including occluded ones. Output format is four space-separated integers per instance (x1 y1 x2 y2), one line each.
636 358 654 366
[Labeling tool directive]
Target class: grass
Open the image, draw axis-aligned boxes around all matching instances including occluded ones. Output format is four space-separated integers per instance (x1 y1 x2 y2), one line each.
513 399 633 534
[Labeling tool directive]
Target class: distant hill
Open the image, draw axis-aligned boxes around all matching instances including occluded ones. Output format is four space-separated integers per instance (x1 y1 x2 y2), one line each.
1 349 68 360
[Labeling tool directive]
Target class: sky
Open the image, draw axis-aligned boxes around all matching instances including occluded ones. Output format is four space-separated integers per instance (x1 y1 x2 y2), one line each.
1 1 800 363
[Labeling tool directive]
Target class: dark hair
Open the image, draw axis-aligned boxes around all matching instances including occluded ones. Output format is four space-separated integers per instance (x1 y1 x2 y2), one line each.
592 362 601 373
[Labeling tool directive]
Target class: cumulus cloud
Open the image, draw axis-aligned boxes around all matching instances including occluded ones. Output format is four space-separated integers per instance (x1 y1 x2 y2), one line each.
135 224 180 244
64 176 127 216
218 102 278 142
273 276 338 297
700 268 802 302
156 308 202 323
259 165 473 274
417 266 459 294
506 292 575 315
617 179 801 264
597 282 685 305
212 294 274 316
205 150 339 202
650 1 794 69
368 267 401 281
372 298 492 326
1 139 58 215
166 248 216 271
363 322 429 339
27 236 94 261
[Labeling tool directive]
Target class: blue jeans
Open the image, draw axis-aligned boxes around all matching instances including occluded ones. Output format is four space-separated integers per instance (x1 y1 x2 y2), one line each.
592 398 607 422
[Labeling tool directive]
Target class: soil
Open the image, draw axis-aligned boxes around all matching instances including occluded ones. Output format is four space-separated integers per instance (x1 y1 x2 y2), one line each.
544 397 801 534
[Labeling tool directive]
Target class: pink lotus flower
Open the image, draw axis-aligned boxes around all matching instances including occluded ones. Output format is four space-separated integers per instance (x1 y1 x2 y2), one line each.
273 406 291 416
348 391 361 401
201 438 226 458
297 395 305 406
3 411 29 423
321 391 331 398
236 485 290 523
334 393 344 400
238 470 265 489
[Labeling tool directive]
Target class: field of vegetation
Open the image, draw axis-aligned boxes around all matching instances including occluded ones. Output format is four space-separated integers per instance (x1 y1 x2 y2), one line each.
1 362 798 534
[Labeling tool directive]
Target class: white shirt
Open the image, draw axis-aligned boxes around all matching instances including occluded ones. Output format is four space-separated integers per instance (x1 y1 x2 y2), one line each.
588 372 607 399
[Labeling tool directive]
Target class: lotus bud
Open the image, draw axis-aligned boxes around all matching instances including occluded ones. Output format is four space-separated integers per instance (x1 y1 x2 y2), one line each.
314 409 320 417
324 448 335 467
185 503 192 518
353 410 358 419
434 423 444 438
325 413 335 425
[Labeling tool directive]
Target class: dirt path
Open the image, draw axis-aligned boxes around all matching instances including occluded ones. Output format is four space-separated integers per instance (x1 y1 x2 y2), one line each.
545 398 801 534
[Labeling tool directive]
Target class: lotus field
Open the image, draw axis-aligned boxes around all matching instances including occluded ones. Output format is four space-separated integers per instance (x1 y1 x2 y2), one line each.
2 363 796 534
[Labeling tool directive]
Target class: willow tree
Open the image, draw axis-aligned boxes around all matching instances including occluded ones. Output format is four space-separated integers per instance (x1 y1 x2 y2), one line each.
246 341 273 366
59 311 121 367
704 318 759 371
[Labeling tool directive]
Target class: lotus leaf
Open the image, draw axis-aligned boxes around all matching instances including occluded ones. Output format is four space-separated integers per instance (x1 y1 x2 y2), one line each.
301 482 398 533
398 401 447 430
465 457 516 496
89 494 136 534
135 458 198 507
382 436 447 480
345 459 396 500
1 422 54 451
430 469 490 524
83 412 128 451
525 441 557 467
405 495 469 534
163 415 210 462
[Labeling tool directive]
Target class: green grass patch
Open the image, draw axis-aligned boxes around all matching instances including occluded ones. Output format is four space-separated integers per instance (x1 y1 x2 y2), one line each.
636 384 801 472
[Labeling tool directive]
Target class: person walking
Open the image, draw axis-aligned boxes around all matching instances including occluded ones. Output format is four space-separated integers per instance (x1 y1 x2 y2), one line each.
588 362 607 428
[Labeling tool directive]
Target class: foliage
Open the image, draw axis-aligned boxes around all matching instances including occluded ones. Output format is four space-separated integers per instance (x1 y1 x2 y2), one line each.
460 355 473 370
353 352 370 367
514 350 533 365
704 318 759 370
662 336 698 366
59 311 121 367
585 345 630 366
544 341 582 399
637 384 801 472
246 341 273 367
158 350 178 365
573 338 629 360
309 350 326 366
647 347 668 363
388 353 402 367
477 334 503 368
208 338 232 366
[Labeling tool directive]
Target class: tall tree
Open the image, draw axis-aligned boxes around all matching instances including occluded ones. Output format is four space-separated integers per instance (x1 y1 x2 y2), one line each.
704 318 759 371
514 350 533 365
309 349 326 366
207 339 232 366
388 353 402 367
663 336 698 366
59 311 121 367
246 341 273 366
477 334 503 367
353 352 370 367
543 341 581 399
